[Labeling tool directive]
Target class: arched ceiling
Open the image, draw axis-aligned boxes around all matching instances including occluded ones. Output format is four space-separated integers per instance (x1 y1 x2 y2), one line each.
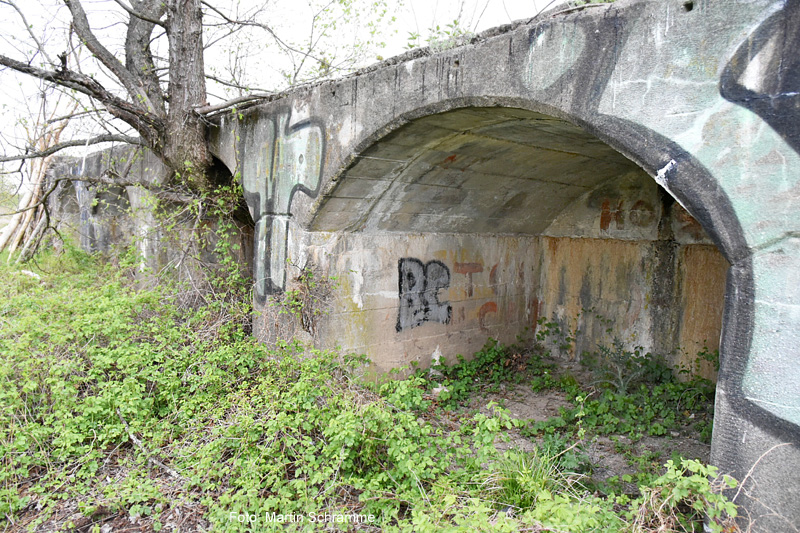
310 107 646 235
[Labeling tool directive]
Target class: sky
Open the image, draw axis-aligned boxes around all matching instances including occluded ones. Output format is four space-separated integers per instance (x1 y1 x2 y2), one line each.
0 0 570 184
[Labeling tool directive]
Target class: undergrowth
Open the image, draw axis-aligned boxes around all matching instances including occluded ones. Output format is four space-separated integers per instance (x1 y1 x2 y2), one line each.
425 327 716 444
0 247 738 532
412 326 733 532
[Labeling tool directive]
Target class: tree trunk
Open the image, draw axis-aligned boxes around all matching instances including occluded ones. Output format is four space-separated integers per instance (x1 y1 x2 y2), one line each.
164 0 212 191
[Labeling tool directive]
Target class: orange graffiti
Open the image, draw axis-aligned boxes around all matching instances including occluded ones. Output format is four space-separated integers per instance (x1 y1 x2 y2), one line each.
479 301 498 332
454 262 483 297
600 199 624 230
489 263 499 292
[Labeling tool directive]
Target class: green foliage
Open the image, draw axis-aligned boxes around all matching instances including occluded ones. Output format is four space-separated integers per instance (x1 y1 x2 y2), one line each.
523 377 714 442
512 334 716 443
0 252 514 530
270 262 338 337
259 0 399 85
419 328 714 445
585 338 675 394
406 19 475 51
486 442 586 511
0 175 18 212
423 336 553 408
536 316 577 358
0 248 734 532
592 339 653 394
630 459 738 533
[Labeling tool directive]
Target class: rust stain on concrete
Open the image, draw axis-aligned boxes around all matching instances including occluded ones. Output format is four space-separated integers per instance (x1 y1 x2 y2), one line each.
455 261 484 297
540 236 645 359
677 245 729 380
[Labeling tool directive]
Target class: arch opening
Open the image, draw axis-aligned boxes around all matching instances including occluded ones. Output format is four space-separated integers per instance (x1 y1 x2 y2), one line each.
306 107 728 380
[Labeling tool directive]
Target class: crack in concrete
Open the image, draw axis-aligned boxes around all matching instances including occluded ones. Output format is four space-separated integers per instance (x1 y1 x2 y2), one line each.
748 231 800 254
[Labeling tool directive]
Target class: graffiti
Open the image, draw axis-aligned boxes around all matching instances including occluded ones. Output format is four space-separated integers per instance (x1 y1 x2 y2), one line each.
241 110 325 301
478 301 498 333
629 200 656 228
599 199 624 231
396 258 452 332
720 0 800 156
599 199 656 231
454 261 483 297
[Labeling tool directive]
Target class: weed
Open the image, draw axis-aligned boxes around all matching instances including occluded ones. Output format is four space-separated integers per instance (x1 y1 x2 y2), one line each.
270 260 338 339
485 446 584 511
630 459 738 533
422 335 553 408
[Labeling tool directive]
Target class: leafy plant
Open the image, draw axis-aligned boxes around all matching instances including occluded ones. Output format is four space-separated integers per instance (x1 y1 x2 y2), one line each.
0 246 737 532
270 260 338 338
406 19 474 51
422 336 552 408
593 339 651 394
485 446 583 511
630 459 738 533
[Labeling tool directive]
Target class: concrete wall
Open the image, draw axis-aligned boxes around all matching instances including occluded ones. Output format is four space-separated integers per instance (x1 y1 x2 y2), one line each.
303 232 542 372
293 151 727 379
49 148 164 256
48 148 254 274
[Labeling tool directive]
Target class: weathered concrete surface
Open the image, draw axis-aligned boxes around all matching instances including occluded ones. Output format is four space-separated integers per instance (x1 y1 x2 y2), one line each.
291 147 727 379
205 0 800 528
49 148 253 272
48 148 155 255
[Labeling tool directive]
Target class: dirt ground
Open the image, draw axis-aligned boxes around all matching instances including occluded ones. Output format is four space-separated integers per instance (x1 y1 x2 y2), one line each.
471 367 711 493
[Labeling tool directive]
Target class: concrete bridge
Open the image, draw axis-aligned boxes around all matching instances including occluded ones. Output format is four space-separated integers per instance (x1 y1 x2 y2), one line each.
53 0 800 528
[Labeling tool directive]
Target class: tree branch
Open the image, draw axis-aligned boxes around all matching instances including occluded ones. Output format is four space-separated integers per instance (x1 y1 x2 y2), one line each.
6 170 197 221
194 93 272 115
45 108 103 125
0 0 55 66
205 73 271 93
0 135 143 163
64 0 159 114
112 0 166 27
0 54 165 143
125 0 167 115
200 1 305 58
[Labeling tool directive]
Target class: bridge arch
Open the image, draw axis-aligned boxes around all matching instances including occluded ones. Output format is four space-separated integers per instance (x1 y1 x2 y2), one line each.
306 101 733 381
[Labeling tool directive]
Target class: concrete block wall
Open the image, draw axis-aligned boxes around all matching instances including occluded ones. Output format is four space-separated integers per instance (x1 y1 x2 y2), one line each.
294 163 727 378
303 232 542 373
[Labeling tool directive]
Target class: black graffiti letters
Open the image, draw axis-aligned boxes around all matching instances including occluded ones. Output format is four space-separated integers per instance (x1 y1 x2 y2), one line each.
397 258 452 332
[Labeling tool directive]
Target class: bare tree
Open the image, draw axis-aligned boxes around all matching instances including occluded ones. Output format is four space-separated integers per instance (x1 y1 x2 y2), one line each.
0 0 218 191
0 90 76 260
0 0 396 195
